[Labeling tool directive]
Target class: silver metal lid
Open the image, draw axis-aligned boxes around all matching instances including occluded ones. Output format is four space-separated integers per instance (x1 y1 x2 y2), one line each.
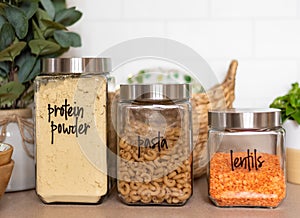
120 84 191 101
41 58 111 74
208 108 282 129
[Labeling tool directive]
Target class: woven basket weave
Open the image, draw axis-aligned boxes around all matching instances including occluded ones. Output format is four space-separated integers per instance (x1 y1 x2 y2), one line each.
192 60 238 178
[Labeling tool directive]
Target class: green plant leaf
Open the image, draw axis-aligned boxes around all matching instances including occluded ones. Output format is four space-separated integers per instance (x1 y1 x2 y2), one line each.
16 52 37 83
36 8 51 31
23 23 34 43
0 93 15 107
173 72 179 79
26 58 40 81
0 23 15 50
52 0 66 13
17 55 41 82
41 19 66 30
290 82 299 94
0 76 7 83
42 47 69 58
54 30 81 48
4 4 28 39
55 7 82 26
138 70 145 75
0 69 6 77
29 39 60 56
0 42 26 62
286 105 295 116
296 98 300 107
0 61 9 73
270 96 287 109
20 0 38 19
0 81 25 95
40 0 55 20
184 75 192 83
32 20 45 39
127 77 133 84
135 74 143 83
145 73 151 79
0 2 5 10
270 82 300 124
0 81 25 107
42 19 67 37
290 95 297 108
291 110 300 125
22 89 34 103
0 15 6 30
0 62 9 78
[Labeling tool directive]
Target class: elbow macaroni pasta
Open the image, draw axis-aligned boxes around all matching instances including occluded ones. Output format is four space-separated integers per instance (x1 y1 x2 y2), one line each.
117 121 193 205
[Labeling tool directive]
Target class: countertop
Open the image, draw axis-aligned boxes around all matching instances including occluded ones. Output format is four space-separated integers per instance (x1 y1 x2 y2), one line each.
1 176 300 218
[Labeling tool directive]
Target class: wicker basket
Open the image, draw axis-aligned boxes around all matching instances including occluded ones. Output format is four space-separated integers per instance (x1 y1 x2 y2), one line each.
192 60 238 178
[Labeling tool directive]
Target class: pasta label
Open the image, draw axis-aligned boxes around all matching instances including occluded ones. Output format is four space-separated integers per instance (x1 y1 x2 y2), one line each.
137 131 168 158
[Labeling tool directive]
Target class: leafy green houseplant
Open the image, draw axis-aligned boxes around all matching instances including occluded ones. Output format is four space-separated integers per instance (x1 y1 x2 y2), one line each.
270 82 300 124
270 82 300 184
0 0 82 109
0 0 82 191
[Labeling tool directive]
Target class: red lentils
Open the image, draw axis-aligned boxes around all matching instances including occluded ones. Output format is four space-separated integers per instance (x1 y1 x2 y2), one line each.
209 152 286 208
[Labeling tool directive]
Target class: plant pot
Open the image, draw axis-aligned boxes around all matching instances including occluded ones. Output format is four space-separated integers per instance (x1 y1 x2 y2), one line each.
283 120 300 184
0 108 35 191
0 160 14 199
0 143 13 166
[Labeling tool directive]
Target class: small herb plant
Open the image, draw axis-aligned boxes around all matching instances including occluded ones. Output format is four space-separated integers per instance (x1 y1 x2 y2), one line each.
0 0 82 109
270 82 300 124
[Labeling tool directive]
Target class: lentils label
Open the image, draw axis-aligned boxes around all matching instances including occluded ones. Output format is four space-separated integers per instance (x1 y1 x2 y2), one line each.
230 149 265 171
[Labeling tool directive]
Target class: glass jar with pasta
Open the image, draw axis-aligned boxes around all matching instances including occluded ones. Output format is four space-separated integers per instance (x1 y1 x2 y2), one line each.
117 84 193 205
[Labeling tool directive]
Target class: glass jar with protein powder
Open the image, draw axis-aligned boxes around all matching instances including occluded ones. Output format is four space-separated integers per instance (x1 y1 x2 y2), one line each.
35 58 114 204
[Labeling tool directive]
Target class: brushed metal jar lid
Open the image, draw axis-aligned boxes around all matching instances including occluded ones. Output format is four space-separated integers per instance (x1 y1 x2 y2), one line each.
120 84 191 101
208 108 282 129
41 57 111 74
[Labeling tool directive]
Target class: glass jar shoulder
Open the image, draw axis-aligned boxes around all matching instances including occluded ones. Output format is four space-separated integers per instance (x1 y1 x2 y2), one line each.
208 126 285 136
36 72 108 81
118 100 191 110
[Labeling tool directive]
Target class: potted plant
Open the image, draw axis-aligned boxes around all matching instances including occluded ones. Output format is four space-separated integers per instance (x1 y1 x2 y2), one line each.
0 0 82 191
270 82 300 184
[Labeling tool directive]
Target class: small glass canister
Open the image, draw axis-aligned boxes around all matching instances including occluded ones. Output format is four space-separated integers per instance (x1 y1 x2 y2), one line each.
207 108 286 208
117 84 193 205
35 58 113 204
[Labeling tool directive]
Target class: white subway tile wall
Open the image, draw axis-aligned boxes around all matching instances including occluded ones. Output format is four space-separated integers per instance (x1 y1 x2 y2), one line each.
66 0 300 108
211 0 297 18
165 20 253 59
123 0 209 19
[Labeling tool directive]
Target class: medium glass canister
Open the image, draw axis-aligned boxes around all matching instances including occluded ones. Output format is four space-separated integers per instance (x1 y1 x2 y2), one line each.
207 108 286 208
35 58 113 204
117 84 193 205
